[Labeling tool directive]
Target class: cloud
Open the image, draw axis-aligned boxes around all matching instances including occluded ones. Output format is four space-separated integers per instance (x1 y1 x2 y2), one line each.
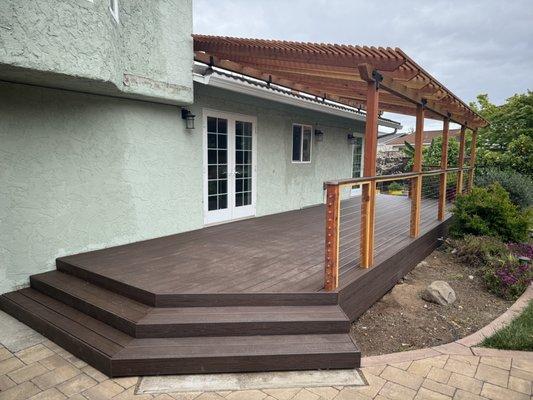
193 0 533 131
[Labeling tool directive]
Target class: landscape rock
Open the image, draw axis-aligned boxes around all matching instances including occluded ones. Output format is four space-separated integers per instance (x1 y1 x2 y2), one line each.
421 281 456 305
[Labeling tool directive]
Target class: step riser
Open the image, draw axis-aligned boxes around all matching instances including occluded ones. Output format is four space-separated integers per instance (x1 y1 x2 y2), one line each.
136 321 351 338
32 275 349 337
111 353 361 376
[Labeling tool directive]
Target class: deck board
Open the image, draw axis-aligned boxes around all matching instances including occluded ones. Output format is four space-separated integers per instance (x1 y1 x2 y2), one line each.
58 195 448 296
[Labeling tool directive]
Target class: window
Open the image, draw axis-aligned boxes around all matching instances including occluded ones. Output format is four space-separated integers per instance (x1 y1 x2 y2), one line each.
292 124 312 163
109 0 119 23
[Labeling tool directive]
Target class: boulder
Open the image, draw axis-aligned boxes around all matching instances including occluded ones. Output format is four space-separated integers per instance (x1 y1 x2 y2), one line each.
422 281 456 305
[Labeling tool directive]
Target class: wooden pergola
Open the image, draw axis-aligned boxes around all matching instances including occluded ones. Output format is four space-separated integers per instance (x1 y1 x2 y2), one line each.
193 35 489 290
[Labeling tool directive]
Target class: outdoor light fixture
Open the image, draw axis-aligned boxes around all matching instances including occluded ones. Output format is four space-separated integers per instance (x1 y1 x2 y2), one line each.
347 133 358 145
314 129 324 142
181 108 195 130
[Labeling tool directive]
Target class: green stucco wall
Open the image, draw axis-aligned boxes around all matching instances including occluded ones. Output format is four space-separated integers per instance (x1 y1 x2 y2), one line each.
0 81 362 293
0 0 193 104
191 84 363 215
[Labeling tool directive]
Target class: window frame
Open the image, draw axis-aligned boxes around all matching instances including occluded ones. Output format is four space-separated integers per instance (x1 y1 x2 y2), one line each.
109 0 119 23
291 123 313 164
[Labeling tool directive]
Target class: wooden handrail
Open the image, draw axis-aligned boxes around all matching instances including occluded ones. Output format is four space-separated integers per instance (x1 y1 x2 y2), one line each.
323 167 470 188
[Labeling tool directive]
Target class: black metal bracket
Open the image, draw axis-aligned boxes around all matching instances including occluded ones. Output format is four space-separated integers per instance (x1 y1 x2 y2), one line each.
372 70 383 89
267 75 272 87
447 112 452 119
421 98 428 108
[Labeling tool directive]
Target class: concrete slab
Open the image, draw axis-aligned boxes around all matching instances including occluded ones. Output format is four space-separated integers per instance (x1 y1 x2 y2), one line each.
0 310 46 352
137 369 365 394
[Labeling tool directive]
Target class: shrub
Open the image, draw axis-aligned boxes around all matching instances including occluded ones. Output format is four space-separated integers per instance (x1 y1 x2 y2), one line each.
483 255 532 300
454 235 510 268
475 167 533 209
451 183 530 242
388 182 403 192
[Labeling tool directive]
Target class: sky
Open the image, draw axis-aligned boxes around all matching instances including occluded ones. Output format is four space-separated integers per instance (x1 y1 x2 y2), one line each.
193 0 533 132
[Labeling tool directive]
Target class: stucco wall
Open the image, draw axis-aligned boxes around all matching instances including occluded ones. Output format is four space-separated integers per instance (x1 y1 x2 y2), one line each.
0 82 201 294
0 0 193 104
0 81 362 293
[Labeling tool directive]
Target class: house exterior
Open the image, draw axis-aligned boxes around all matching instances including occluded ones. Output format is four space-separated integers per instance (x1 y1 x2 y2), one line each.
0 0 399 294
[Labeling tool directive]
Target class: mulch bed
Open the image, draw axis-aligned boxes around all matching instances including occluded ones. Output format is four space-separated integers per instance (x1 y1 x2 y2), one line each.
350 245 513 356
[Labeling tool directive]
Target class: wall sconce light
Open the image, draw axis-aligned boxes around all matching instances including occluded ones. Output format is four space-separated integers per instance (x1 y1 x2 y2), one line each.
347 133 358 145
314 129 324 142
181 108 195 130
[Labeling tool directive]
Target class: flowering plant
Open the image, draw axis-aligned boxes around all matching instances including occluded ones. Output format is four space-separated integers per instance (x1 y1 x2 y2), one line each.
508 242 533 260
484 255 532 300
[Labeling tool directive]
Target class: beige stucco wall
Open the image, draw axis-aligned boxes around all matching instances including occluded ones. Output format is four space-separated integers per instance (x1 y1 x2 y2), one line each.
0 81 362 293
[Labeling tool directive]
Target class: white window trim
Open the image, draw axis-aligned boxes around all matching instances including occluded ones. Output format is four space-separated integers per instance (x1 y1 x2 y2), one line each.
291 123 313 164
109 0 119 23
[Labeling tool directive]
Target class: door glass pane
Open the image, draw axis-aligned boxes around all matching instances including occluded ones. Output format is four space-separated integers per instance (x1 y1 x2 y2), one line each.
352 137 363 177
292 125 302 161
302 126 312 162
235 121 253 207
207 117 228 211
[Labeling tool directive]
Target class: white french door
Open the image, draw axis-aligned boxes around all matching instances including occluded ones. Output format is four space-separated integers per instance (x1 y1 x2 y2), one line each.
203 110 257 225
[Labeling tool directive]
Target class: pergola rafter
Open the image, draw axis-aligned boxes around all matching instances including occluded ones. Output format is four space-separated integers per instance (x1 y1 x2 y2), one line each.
193 35 488 129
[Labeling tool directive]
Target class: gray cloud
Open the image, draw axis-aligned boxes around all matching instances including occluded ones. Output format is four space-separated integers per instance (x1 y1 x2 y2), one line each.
193 0 533 131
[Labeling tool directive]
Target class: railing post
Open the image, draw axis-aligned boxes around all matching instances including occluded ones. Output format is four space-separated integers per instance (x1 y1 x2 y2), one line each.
410 103 424 237
324 183 340 291
358 65 380 268
438 116 450 221
456 125 466 195
467 129 478 193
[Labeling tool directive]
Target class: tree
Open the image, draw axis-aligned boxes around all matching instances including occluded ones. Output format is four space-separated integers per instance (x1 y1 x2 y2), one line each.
403 136 462 171
469 92 533 176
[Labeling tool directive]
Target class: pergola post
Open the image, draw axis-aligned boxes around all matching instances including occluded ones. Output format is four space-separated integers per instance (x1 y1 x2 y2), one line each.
438 116 450 220
456 125 467 195
359 67 380 268
467 129 478 192
410 104 424 237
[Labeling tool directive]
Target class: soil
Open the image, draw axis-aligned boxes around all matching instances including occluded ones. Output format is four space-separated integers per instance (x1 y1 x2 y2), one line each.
350 244 514 356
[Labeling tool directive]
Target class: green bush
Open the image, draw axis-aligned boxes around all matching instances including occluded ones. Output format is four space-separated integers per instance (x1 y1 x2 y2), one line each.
388 182 403 192
454 235 510 268
475 168 533 209
483 255 532 300
450 183 530 242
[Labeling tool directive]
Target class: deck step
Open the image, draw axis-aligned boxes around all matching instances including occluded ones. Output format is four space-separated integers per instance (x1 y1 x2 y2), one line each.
112 334 360 376
31 271 351 337
0 288 360 377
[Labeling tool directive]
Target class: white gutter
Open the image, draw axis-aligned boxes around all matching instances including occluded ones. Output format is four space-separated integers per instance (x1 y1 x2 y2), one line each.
193 69 402 130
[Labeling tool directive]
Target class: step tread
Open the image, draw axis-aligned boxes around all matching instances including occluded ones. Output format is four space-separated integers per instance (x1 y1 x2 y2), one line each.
1 289 129 354
32 271 348 327
114 333 359 359
141 305 348 324
31 271 150 322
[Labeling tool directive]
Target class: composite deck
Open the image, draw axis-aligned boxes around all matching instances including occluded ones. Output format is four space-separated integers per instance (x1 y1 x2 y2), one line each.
0 194 451 376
